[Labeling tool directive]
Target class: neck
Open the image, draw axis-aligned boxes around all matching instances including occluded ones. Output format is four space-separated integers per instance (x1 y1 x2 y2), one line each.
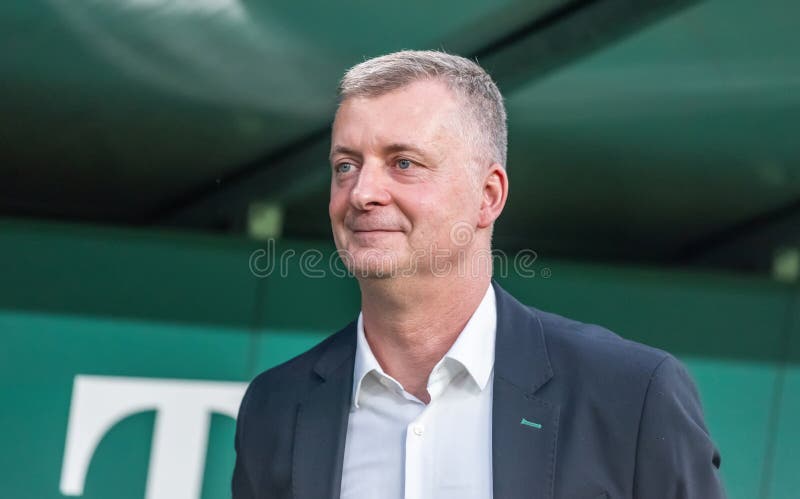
358 273 491 403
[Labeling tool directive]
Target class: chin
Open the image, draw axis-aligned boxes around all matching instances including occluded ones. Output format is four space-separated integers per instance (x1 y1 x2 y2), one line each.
353 269 396 280
345 250 400 278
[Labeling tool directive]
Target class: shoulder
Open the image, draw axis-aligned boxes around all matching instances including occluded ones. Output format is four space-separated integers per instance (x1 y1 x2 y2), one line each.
241 323 355 413
526 306 713 451
529 305 713 453
530 306 677 396
498 296 723 494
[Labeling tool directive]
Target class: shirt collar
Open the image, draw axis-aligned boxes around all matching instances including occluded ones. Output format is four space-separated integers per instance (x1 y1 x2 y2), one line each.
352 284 497 408
352 313 381 408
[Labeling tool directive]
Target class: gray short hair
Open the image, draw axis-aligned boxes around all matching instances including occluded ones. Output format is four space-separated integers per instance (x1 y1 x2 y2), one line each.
338 50 507 169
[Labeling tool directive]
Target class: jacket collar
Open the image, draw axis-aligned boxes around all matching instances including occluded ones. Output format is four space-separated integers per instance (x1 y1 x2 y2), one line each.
312 320 357 381
492 280 554 395
294 321 355 499
491 280 558 499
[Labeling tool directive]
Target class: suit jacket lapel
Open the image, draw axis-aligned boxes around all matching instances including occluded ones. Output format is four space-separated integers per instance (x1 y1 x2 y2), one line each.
292 323 356 499
492 281 559 499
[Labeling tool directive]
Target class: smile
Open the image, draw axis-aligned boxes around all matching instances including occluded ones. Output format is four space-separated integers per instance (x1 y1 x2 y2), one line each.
351 230 403 238
352 230 402 236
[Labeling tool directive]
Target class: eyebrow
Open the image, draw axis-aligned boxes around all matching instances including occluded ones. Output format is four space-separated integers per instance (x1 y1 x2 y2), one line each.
329 145 361 163
383 143 430 160
329 143 430 163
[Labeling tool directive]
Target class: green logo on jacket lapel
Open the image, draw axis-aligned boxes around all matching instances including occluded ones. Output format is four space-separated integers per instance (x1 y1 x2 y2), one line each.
520 417 542 429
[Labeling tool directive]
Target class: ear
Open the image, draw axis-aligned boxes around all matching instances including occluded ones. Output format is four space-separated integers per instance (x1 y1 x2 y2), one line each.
477 163 508 229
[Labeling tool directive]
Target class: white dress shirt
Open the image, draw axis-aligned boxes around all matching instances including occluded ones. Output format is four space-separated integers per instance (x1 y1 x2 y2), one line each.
340 285 496 499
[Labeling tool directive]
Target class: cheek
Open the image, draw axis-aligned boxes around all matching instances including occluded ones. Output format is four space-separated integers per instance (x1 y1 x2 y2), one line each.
421 193 477 239
408 199 451 238
329 189 347 220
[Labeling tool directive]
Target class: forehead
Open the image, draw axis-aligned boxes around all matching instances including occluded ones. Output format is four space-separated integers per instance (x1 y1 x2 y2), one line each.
332 80 462 149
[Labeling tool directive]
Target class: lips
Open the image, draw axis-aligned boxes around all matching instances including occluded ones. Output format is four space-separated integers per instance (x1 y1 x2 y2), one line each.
345 215 405 233
347 222 402 232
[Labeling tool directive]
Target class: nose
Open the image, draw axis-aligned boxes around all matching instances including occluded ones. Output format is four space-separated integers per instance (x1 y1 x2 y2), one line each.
350 162 391 210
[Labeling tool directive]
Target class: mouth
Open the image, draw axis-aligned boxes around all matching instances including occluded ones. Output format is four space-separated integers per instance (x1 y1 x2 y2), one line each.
350 229 404 238
351 230 403 237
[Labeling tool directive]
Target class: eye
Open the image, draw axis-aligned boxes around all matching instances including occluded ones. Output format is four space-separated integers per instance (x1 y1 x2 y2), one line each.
397 158 412 170
336 162 354 174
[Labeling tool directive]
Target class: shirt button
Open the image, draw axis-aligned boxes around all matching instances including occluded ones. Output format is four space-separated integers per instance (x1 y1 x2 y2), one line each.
412 424 425 436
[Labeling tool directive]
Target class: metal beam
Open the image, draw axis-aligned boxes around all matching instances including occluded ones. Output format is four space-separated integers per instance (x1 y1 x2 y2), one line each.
675 197 800 271
150 129 329 228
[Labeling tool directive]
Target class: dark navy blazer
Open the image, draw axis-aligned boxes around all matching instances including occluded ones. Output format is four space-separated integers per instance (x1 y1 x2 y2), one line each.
232 281 725 499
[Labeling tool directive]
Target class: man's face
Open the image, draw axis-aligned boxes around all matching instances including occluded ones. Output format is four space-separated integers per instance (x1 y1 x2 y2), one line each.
329 79 484 279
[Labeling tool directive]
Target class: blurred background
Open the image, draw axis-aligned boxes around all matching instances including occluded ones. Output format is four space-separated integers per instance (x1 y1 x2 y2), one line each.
1 0 798 498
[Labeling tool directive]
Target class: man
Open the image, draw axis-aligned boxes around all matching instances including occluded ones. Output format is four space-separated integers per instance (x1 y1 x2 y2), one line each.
232 51 725 499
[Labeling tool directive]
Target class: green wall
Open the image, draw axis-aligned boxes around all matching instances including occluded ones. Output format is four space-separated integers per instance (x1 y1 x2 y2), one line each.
1 218 797 498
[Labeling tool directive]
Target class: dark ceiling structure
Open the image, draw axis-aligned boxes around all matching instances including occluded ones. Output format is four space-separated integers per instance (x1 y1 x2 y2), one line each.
2 0 798 274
